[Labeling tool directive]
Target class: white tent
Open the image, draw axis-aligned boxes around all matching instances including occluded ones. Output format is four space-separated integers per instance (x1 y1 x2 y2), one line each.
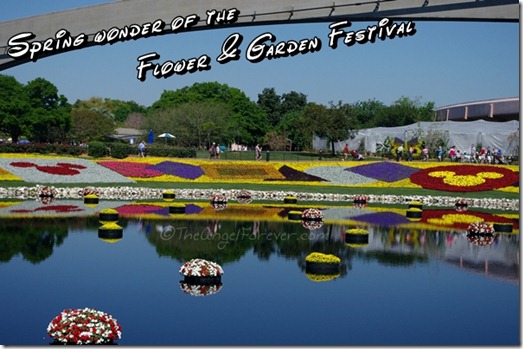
313 120 520 155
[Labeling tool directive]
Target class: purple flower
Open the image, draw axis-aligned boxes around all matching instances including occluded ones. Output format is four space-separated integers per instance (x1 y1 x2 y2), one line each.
148 161 204 180
346 162 420 182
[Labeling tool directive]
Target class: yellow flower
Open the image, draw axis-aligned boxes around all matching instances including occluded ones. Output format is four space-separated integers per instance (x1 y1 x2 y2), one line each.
306 273 340 282
305 252 341 264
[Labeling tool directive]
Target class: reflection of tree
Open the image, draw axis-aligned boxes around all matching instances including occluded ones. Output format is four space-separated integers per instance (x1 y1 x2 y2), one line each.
0 219 69 264
144 219 255 264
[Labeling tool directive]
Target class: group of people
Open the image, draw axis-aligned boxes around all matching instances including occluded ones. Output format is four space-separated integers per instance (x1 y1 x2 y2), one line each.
208 142 222 159
342 144 365 161
444 144 506 164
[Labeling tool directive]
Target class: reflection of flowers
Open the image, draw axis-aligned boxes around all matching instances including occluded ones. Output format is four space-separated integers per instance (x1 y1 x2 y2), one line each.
301 208 324 221
302 220 324 230
211 194 228 210
466 233 495 246
353 194 368 208
467 222 495 234
179 258 224 277
455 198 469 212
47 308 121 345
236 189 253 204
306 273 340 282
37 185 57 204
179 282 222 296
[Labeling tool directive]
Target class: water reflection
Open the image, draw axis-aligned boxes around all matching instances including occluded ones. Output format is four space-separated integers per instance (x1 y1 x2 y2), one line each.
0 199 519 345
1 200 518 285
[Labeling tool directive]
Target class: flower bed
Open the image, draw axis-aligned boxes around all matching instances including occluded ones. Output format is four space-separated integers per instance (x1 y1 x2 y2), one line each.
0 156 519 194
47 308 121 345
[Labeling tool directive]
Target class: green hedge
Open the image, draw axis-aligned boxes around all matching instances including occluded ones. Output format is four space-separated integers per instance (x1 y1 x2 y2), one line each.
87 141 107 158
0 143 85 156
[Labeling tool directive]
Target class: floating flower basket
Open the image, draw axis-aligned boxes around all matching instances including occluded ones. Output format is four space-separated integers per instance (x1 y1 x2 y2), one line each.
179 281 223 296
210 194 228 210
493 222 513 233
305 252 341 275
302 220 324 230
98 222 123 240
353 194 367 205
284 195 297 204
211 202 227 211
466 233 496 246
288 210 303 221
169 204 186 214
408 200 423 210
37 185 57 198
179 258 224 285
83 193 99 205
47 308 121 345
305 273 340 282
406 208 422 221
455 198 469 212
301 208 324 221
345 228 369 245
162 190 176 201
98 208 119 224
236 189 253 204
467 222 495 234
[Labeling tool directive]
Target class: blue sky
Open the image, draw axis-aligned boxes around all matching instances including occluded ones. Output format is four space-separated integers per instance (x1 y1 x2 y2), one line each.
0 1 519 109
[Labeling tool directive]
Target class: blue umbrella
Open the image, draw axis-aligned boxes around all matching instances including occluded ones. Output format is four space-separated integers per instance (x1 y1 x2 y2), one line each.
147 129 154 144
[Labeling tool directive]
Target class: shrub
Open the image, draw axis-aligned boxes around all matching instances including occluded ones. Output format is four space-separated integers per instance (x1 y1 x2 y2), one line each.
109 142 130 159
88 141 107 158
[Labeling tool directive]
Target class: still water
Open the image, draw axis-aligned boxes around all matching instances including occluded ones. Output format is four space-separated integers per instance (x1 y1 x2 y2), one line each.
0 200 519 346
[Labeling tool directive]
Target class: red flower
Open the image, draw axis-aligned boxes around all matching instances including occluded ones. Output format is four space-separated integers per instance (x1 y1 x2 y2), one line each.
410 165 518 192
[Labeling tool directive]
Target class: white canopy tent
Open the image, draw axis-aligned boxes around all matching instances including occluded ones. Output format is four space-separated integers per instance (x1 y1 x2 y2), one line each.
313 120 520 155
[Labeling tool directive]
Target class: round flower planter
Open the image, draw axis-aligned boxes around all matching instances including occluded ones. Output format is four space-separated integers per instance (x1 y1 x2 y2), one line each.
493 222 513 233
455 199 469 212
305 272 340 282
236 190 253 204
169 204 186 214
98 208 119 224
84 194 99 205
406 208 422 220
467 222 495 234
179 258 224 286
305 262 340 275
183 275 222 285
47 308 121 345
284 195 297 204
345 229 369 244
288 210 303 221
301 208 324 221
98 222 123 240
302 220 324 230
353 194 367 205
466 233 495 246
162 190 176 201
408 201 423 210
179 281 223 296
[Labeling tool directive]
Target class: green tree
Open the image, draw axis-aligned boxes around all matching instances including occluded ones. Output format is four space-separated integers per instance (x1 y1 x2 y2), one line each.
24 77 71 143
257 87 282 128
350 99 386 128
68 108 116 143
303 101 357 155
0 74 30 143
280 91 307 115
375 96 435 127
145 102 230 148
150 82 268 145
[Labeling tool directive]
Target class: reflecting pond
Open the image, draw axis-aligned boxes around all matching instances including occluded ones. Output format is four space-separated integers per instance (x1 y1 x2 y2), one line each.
0 199 519 346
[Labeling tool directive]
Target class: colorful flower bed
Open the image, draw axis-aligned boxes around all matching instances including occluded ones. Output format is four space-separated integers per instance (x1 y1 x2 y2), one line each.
0 156 518 194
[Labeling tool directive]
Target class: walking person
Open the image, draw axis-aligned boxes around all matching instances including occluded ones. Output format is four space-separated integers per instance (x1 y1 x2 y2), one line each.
138 141 146 157
255 144 262 161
